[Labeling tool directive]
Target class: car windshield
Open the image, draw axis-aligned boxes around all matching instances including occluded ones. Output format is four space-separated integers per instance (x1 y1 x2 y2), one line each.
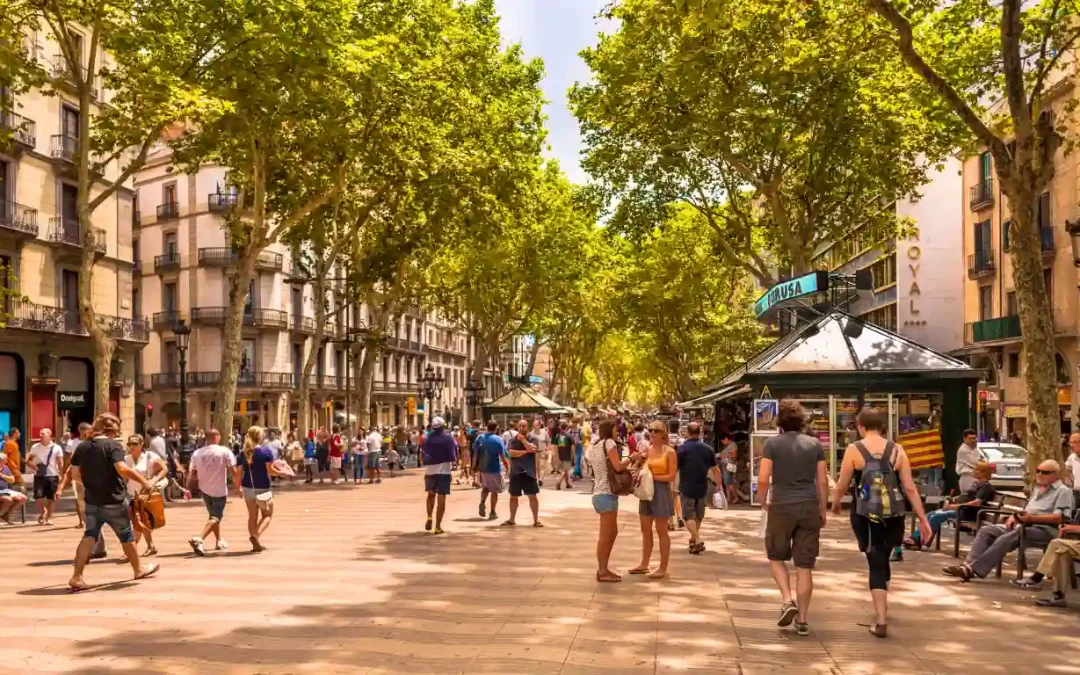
981 445 1027 461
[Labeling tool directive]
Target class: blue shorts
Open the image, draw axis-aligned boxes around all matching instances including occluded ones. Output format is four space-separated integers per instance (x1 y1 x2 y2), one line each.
592 494 619 514
202 494 227 521
367 451 381 469
84 502 135 544
425 473 451 495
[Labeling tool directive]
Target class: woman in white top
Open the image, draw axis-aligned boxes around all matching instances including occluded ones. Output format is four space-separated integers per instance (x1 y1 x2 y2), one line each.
124 434 168 557
587 419 633 583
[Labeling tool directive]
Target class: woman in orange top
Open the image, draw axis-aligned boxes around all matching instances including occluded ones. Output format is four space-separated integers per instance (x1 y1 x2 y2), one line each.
628 421 678 579
3 429 21 486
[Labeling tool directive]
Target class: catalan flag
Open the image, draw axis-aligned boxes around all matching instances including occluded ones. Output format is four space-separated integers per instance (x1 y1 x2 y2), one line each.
897 429 944 470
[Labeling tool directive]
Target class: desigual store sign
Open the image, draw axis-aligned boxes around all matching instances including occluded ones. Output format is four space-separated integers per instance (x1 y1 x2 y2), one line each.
58 392 88 409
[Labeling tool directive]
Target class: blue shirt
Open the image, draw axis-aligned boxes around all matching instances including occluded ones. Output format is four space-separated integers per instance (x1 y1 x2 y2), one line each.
240 446 274 490
475 433 506 474
304 440 316 459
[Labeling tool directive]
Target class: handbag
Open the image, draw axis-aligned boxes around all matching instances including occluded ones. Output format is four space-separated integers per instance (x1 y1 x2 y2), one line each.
604 442 634 496
35 445 58 478
132 490 167 530
634 465 655 501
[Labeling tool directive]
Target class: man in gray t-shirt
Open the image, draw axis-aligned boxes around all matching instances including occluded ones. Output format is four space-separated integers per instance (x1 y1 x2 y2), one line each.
756 400 829 636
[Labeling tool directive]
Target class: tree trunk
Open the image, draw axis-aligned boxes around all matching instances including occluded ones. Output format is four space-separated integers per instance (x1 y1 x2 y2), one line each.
355 341 377 428
296 273 329 441
525 339 542 380
1001 181 1061 469
213 253 258 433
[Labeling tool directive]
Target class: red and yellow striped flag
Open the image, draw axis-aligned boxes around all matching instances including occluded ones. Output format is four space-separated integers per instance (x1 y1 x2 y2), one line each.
897 429 944 470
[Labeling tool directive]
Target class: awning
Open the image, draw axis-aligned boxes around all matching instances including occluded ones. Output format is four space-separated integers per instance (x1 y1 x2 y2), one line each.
677 384 751 408
482 386 565 415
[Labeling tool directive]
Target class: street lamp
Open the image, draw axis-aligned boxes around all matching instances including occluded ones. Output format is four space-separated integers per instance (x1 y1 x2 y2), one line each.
174 319 191 447
464 378 485 422
1067 219 1080 268
419 363 445 426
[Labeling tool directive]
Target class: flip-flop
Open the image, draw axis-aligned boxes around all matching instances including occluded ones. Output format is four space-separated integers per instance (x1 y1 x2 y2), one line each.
501 520 516 526
68 583 90 593
135 563 160 580
627 567 649 575
647 570 668 580
596 571 622 583
533 522 544 528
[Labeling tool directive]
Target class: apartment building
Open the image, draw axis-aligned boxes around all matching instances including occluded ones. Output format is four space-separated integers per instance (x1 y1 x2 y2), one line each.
134 146 485 432
811 159 964 355
0 26 145 442
958 102 1079 439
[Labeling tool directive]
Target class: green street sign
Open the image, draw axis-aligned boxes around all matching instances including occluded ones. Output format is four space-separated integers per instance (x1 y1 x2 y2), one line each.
753 271 828 318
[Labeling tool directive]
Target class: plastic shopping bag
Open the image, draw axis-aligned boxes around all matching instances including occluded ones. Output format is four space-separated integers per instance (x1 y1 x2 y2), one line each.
634 465 655 501
711 489 727 510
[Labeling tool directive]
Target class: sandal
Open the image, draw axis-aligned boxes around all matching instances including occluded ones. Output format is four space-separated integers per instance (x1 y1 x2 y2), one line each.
533 522 544 528
501 520 516 526
134 563 161 581
627 567 649 575
144 546 158 557
596 571 622 583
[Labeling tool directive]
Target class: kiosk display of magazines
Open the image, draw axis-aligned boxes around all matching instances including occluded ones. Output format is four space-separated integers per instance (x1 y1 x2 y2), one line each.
685 310 981 505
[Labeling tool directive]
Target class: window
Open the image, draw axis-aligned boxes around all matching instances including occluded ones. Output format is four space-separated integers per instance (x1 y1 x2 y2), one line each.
71 33 84 70
163 183 176 206
133 288 140 316
973 219 991 258
244 279 254 313
62 106 79 139
979 152 992 185
861 304 896 332
292 344 303 383
1007 352 1020 378
61 183 78 230
1037 192 1051 230
867 255 896 290
163 231 177 256
978 285 993 321
61 269 78 311
163 282 177 312
1002 220 1012 251
164 341 177 374
0 160 10 201
291 286 302 320
241 339 255 375
335 349 344 379
382 356 389 382
1006 291 1017 316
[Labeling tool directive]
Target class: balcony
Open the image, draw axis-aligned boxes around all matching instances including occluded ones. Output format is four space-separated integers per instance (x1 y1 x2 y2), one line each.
47 219 106 255
969 179 994 210
196 247 283 273
0 110 36 149
308 374 340 390
967 251 995 279
152 310 183 331
373 381 417 395
156 201 180 221
0 199 39 238
385 336 423 354
208 192 238 213
190 306 287 330
49 134 77 163
154 251 181 274
965 315 1022 345
290 315 315 335
6 300 148 343
50 53 82 83
151 373 183 389
182 371 294 390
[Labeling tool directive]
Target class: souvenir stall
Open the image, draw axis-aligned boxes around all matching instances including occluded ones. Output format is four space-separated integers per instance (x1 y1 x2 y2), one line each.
698 310 981 505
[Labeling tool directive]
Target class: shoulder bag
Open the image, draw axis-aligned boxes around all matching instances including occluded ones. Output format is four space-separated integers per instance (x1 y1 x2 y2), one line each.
605 441 634 496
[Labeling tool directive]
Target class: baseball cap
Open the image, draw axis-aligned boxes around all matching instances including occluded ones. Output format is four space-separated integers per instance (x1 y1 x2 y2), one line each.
432 416 445 429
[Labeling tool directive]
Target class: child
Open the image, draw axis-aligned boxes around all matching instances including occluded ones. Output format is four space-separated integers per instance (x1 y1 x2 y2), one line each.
303 437 317 483
386 445 400 477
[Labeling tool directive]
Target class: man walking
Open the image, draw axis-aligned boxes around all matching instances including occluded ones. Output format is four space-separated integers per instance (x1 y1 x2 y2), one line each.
756 400 828 636
955 429 979 493
187 429 237 556
27 428 63 526
67 413 160 591
529 419 550 487
366 425 384 484
677 422 722 554
505 419 542 527
474 420 508 521
553 421 574 490
422 417 456 534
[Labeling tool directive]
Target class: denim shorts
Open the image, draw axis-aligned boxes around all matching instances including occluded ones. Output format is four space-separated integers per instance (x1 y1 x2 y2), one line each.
202 494 227 521
84 502 135 544
592 494 619 514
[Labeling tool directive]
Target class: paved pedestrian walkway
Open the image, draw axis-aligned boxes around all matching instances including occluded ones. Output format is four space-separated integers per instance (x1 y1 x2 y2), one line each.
2 472 1076 674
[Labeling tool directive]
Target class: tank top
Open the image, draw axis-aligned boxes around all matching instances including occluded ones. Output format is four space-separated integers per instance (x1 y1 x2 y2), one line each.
647 449 669 475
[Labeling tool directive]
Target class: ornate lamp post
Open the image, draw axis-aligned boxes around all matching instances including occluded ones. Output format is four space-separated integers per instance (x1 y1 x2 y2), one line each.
174 319 191 447
464 378 485 422
419 363 445 426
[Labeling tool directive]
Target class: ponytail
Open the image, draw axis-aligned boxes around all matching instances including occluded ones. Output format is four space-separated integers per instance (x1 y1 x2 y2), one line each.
243 425 263 465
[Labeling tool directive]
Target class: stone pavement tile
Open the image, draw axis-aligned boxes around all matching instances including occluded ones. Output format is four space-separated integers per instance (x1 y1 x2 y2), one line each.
462 657 565 675
559 663 655 675
654 651 742 674
575 619 655 642
474 640 574 664
365 655 472 673
830 658 934 675
495 620 582 639
564 637 655 670
737 661 837 675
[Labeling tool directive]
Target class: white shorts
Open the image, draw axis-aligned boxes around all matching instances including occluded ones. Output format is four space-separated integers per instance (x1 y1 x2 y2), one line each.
330 456 342 470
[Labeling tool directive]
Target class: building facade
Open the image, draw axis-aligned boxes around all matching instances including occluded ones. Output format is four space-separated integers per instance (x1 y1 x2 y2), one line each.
1 26 145 444
811 159 965 356
958 100 1079 439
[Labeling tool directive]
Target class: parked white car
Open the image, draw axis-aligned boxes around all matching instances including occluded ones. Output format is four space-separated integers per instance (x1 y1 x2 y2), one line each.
977 442 1028 488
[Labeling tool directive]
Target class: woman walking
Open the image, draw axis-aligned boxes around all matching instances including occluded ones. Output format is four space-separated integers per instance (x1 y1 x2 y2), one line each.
314 429 330 484
123 434 168 558
629 421 677 579
831 407 931 638
236 426 284 552
589 419 632 582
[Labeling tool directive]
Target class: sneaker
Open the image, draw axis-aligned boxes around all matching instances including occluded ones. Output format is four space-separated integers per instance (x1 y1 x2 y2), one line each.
479 502 487 518
1035 595 1068 608
795 621 810 637
890 550 904 563
489 511 498 521
433 527 445 535
425 517 433 532
777 601 798 627
1011 578 1042 589
215 539 229 551
188 537 206 557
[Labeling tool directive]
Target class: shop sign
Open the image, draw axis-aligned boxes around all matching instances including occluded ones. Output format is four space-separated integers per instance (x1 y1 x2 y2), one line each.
58 391 89 410
407 396 417 415
1058 386 1072 406
753 271 828 318
904 232 925 325
908 399 930 416
1004 404 1027 418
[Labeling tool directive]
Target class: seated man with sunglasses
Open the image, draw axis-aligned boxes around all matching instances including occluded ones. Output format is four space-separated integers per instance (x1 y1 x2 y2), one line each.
944 460 1074 582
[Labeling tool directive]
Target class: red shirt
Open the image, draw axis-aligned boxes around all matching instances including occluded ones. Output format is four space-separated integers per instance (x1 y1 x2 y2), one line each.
329 433 343 458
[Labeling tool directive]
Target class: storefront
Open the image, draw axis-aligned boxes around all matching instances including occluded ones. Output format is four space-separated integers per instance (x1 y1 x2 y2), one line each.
0 353 24 436
691 311 981 504
56 357 94 436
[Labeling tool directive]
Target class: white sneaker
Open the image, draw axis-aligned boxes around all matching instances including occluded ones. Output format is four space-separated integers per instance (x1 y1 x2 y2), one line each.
215 539 228 551
188 536 206 557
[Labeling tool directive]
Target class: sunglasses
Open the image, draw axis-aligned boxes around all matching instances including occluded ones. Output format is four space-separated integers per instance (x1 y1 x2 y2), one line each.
650 428 666 434
1036 469 1056 475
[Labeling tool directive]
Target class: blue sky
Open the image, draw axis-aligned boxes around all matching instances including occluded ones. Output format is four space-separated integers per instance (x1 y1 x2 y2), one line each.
492 0 615 185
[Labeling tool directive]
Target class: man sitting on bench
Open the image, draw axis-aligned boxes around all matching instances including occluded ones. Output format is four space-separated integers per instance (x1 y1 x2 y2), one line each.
943 460 1073 582
907 461 996 550
1011 500 1080 606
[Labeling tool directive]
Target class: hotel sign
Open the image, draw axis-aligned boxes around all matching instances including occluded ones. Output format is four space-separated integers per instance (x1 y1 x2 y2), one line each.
754 271 828 318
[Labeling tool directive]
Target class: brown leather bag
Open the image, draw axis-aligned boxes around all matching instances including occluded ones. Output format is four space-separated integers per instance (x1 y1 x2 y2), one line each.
601 440 634 496
131 491 167 530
